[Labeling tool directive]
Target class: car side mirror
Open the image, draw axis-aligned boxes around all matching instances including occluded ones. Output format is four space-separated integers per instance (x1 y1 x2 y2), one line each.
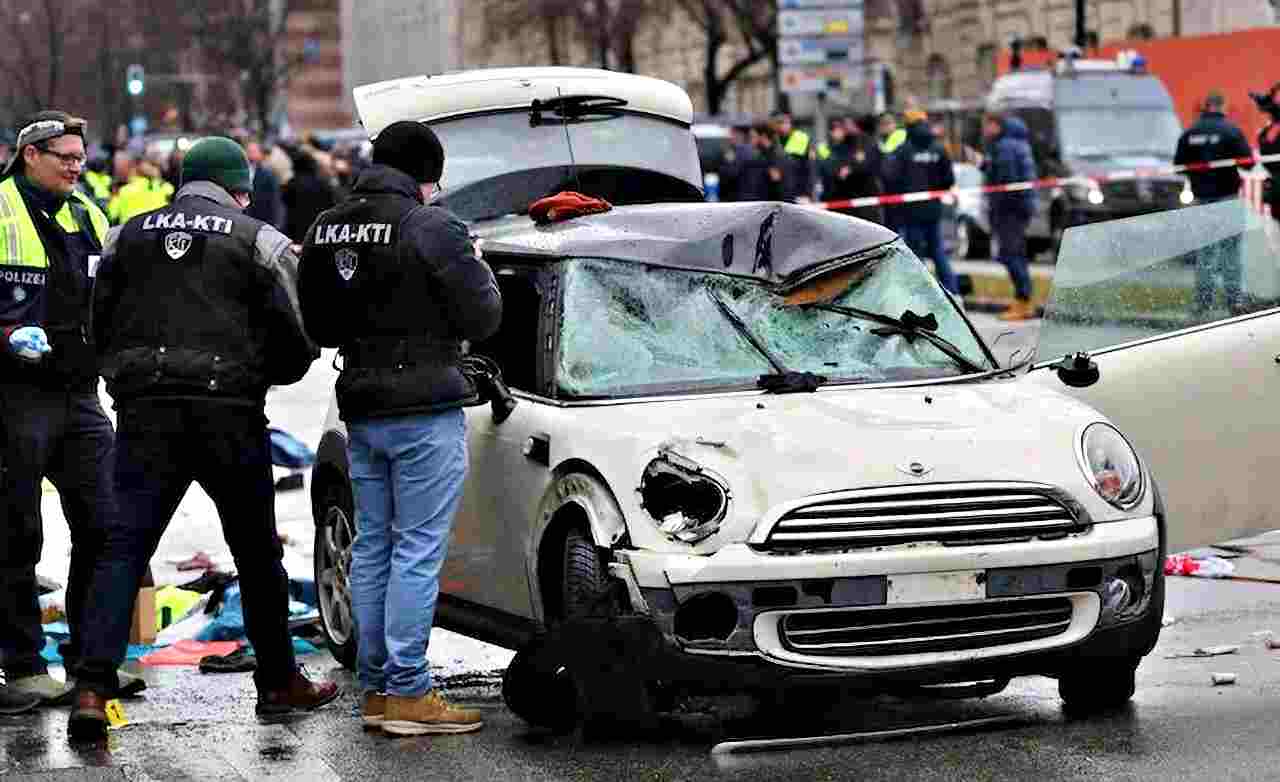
1048 351 1100 388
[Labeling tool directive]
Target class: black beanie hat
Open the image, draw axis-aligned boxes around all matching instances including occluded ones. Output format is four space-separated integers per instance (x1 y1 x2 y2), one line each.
372 121 444 183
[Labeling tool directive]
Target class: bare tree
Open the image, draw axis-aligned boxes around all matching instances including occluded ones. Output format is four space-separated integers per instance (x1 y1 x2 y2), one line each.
675 0 776 115
0 0 84 122
479 0 669 73
481 0 576 66
189 0 304 135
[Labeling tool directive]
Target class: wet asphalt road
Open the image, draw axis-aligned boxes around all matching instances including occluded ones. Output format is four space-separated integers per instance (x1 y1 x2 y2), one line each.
4 564 1280 781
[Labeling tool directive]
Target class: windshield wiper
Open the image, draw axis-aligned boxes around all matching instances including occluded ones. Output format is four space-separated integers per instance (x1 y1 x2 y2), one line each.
805 303 988 375
705 289 827 393
530 95 628 126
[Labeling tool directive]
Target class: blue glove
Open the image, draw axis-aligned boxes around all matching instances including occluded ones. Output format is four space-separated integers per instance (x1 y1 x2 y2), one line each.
8 326 52 362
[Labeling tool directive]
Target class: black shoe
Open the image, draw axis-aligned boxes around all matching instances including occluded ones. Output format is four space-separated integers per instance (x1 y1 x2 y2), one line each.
67 690 108 741
199 647 257 674
0 685 39 715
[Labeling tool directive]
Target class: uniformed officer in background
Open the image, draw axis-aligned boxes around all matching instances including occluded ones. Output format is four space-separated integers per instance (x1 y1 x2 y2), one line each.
67 136 335 739
1254 82 1280 225
297 121 502 737
1174 90 1255 204
0 111 117 710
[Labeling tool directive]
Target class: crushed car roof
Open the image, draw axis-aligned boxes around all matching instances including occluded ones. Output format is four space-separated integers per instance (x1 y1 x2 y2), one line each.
354 67 694 138
475 201 898 289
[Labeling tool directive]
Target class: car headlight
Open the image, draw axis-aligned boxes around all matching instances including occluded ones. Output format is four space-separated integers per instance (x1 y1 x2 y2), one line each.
1180 183 1194 205
1078 423 1144 510
638 451 730 543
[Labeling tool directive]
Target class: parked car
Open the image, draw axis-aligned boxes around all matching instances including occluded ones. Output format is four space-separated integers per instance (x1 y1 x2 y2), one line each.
310 66 1278 731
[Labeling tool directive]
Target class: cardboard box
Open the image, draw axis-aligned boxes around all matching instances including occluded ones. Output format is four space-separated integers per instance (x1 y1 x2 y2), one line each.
130 567 158 645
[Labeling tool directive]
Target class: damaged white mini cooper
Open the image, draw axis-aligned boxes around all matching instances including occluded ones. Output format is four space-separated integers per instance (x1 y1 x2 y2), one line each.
311 67 1280 729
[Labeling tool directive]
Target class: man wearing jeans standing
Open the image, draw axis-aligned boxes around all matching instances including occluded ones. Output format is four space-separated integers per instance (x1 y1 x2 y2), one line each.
982 113 1039 321
297 121 502 736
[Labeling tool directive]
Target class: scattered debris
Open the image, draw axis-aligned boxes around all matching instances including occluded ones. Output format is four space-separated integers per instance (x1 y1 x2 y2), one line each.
1266 638 1280 651
710 714 1024 754
1165 554 1235 578
172 551 215 572
198 647 257 674
1211 672 1237 686
1162 613 1178 627
1166 644 1240 659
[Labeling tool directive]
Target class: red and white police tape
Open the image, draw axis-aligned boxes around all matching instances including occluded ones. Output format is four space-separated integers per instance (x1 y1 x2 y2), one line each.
816 151 1280 213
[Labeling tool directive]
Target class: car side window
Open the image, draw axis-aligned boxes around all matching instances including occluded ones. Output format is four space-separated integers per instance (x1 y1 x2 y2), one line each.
1035 199 1280 361
469 264 544 393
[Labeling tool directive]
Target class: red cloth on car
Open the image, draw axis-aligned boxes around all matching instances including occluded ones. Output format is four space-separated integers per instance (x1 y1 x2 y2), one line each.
529 191 612 224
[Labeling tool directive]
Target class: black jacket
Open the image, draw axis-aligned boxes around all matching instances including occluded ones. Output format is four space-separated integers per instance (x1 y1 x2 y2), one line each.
247 164 284 229
983 116 1038 222
1260 122 1280 202
883 122 955 222
821 134 884 223
94 181 319 405
297 165 502 421
1174 111 1254 201
282 155 337 242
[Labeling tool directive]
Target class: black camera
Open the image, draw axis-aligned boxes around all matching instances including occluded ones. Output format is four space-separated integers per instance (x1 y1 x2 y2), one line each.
1250 90 1280 120
462 354 518 424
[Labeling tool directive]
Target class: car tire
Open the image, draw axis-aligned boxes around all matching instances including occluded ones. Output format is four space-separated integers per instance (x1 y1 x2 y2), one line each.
314 482 358 671
1058 659 1138 715
562 528 610 620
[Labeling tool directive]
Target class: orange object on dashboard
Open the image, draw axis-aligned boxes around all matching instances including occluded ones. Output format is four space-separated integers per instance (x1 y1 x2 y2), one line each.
529 191 613 224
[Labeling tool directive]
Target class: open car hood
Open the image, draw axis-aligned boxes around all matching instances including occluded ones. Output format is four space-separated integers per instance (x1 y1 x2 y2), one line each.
476 202 899 289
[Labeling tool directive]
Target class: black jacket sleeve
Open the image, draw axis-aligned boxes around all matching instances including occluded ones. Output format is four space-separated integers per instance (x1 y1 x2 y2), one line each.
254 224 319 385
404 207 502 343
296 219 340 348
1228 126 1255 170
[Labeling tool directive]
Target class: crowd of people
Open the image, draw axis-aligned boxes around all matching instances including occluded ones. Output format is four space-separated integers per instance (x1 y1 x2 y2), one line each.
715 106 1040 322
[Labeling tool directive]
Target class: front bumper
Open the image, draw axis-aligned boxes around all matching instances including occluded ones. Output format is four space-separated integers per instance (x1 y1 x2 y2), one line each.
610 516 1160 690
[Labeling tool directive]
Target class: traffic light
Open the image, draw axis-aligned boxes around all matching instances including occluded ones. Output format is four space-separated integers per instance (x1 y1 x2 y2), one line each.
126 64 144 97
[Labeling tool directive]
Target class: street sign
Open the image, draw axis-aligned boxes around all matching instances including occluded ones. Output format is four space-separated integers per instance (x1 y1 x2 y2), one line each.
779 8 864 37
779 35 864 66
780 63 866 94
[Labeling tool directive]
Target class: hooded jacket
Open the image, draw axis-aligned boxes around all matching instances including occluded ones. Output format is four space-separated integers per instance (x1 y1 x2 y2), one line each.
983 117 1038 221
1175 111 1254 202
882 122 955 222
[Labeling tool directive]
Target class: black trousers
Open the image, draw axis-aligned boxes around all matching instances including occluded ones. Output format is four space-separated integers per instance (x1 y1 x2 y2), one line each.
70 400 296 693
0 384 114 678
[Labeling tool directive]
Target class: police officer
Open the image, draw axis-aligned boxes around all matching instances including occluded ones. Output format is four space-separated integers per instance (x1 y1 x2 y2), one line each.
106 155 173 225
1174 90 1255 203
67 137 335 739
0 111 117 707
297 121 501 736
1256 82 1280 225
770 111 813 202
883 110 958 294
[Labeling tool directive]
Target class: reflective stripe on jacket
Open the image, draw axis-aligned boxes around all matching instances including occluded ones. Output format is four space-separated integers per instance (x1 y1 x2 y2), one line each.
108 175 174 224
0 177 109 271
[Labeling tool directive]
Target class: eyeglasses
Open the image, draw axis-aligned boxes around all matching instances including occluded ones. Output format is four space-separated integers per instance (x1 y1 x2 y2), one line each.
36 147 87 168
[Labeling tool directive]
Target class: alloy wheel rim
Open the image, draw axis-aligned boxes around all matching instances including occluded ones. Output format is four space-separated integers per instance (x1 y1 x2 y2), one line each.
318 504 355 646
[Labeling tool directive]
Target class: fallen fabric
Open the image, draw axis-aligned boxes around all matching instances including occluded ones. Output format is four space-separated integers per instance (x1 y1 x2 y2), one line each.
139 640 241 666
42 636 151 663
155 586 204 630
269 427 316 469
529 191 613 224
177 570 238 595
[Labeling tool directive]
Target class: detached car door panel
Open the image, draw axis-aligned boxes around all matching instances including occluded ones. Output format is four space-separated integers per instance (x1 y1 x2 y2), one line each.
1023 199 1280 552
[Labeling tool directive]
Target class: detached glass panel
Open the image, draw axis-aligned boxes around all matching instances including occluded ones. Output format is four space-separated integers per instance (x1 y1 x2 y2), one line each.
1036 199 1280 362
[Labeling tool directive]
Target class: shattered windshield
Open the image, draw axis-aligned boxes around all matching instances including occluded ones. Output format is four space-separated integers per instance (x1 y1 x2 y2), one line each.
557 244 993 398
1036 199 1280 361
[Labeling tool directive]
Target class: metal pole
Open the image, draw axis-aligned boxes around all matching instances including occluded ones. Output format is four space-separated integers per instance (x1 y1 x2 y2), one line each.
1172 0 1182 37
1074 0 1087 49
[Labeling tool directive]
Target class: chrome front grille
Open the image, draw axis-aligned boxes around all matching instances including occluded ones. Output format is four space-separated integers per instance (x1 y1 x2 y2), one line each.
779 596 1074 657
758 483 1084 552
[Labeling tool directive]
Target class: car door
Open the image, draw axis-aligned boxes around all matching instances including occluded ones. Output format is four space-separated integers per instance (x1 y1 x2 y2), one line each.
441 263 559 620
1022 199 1280 552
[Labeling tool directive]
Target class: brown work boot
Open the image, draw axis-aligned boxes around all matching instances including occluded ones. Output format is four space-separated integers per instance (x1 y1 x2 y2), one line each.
382 690 483 736
997 299 1036 322
361 691 386 729
67 689 108 742
255 668 340 717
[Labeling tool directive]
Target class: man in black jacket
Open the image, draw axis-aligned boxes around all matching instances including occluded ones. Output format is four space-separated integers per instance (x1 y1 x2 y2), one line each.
297 121 501 737
0 111 115 708
1256 82 1280 224
1175 91 1255 203
67 137 336 740
819 116 884 224
883 112 958 294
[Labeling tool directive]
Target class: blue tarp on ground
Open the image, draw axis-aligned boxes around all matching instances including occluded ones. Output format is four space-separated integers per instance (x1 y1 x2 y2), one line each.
41 636 152 663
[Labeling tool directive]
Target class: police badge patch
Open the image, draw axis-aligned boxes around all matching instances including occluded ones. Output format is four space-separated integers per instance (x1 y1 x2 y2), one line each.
335 248 359 281
165 231 193 260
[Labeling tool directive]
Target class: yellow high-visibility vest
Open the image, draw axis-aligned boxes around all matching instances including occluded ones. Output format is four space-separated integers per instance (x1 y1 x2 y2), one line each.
880 128 907 154
83 170 113 203
108 175 174 224
0 176 109 270
783 129 811 157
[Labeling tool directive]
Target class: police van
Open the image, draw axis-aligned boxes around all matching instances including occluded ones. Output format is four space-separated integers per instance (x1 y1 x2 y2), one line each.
986 53 1191 259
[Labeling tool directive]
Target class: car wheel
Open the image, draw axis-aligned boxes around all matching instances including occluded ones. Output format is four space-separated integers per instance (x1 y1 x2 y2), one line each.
562 528 610 620
1058 659 1138 715
314 482 357 671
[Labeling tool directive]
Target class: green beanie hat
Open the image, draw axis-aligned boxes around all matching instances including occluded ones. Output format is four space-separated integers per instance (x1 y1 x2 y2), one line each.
181 136 253 193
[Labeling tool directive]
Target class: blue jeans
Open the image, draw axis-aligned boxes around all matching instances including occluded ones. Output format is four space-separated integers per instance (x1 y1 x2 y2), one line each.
348 409 467 697
902 219 958 294
992 212 1032 301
